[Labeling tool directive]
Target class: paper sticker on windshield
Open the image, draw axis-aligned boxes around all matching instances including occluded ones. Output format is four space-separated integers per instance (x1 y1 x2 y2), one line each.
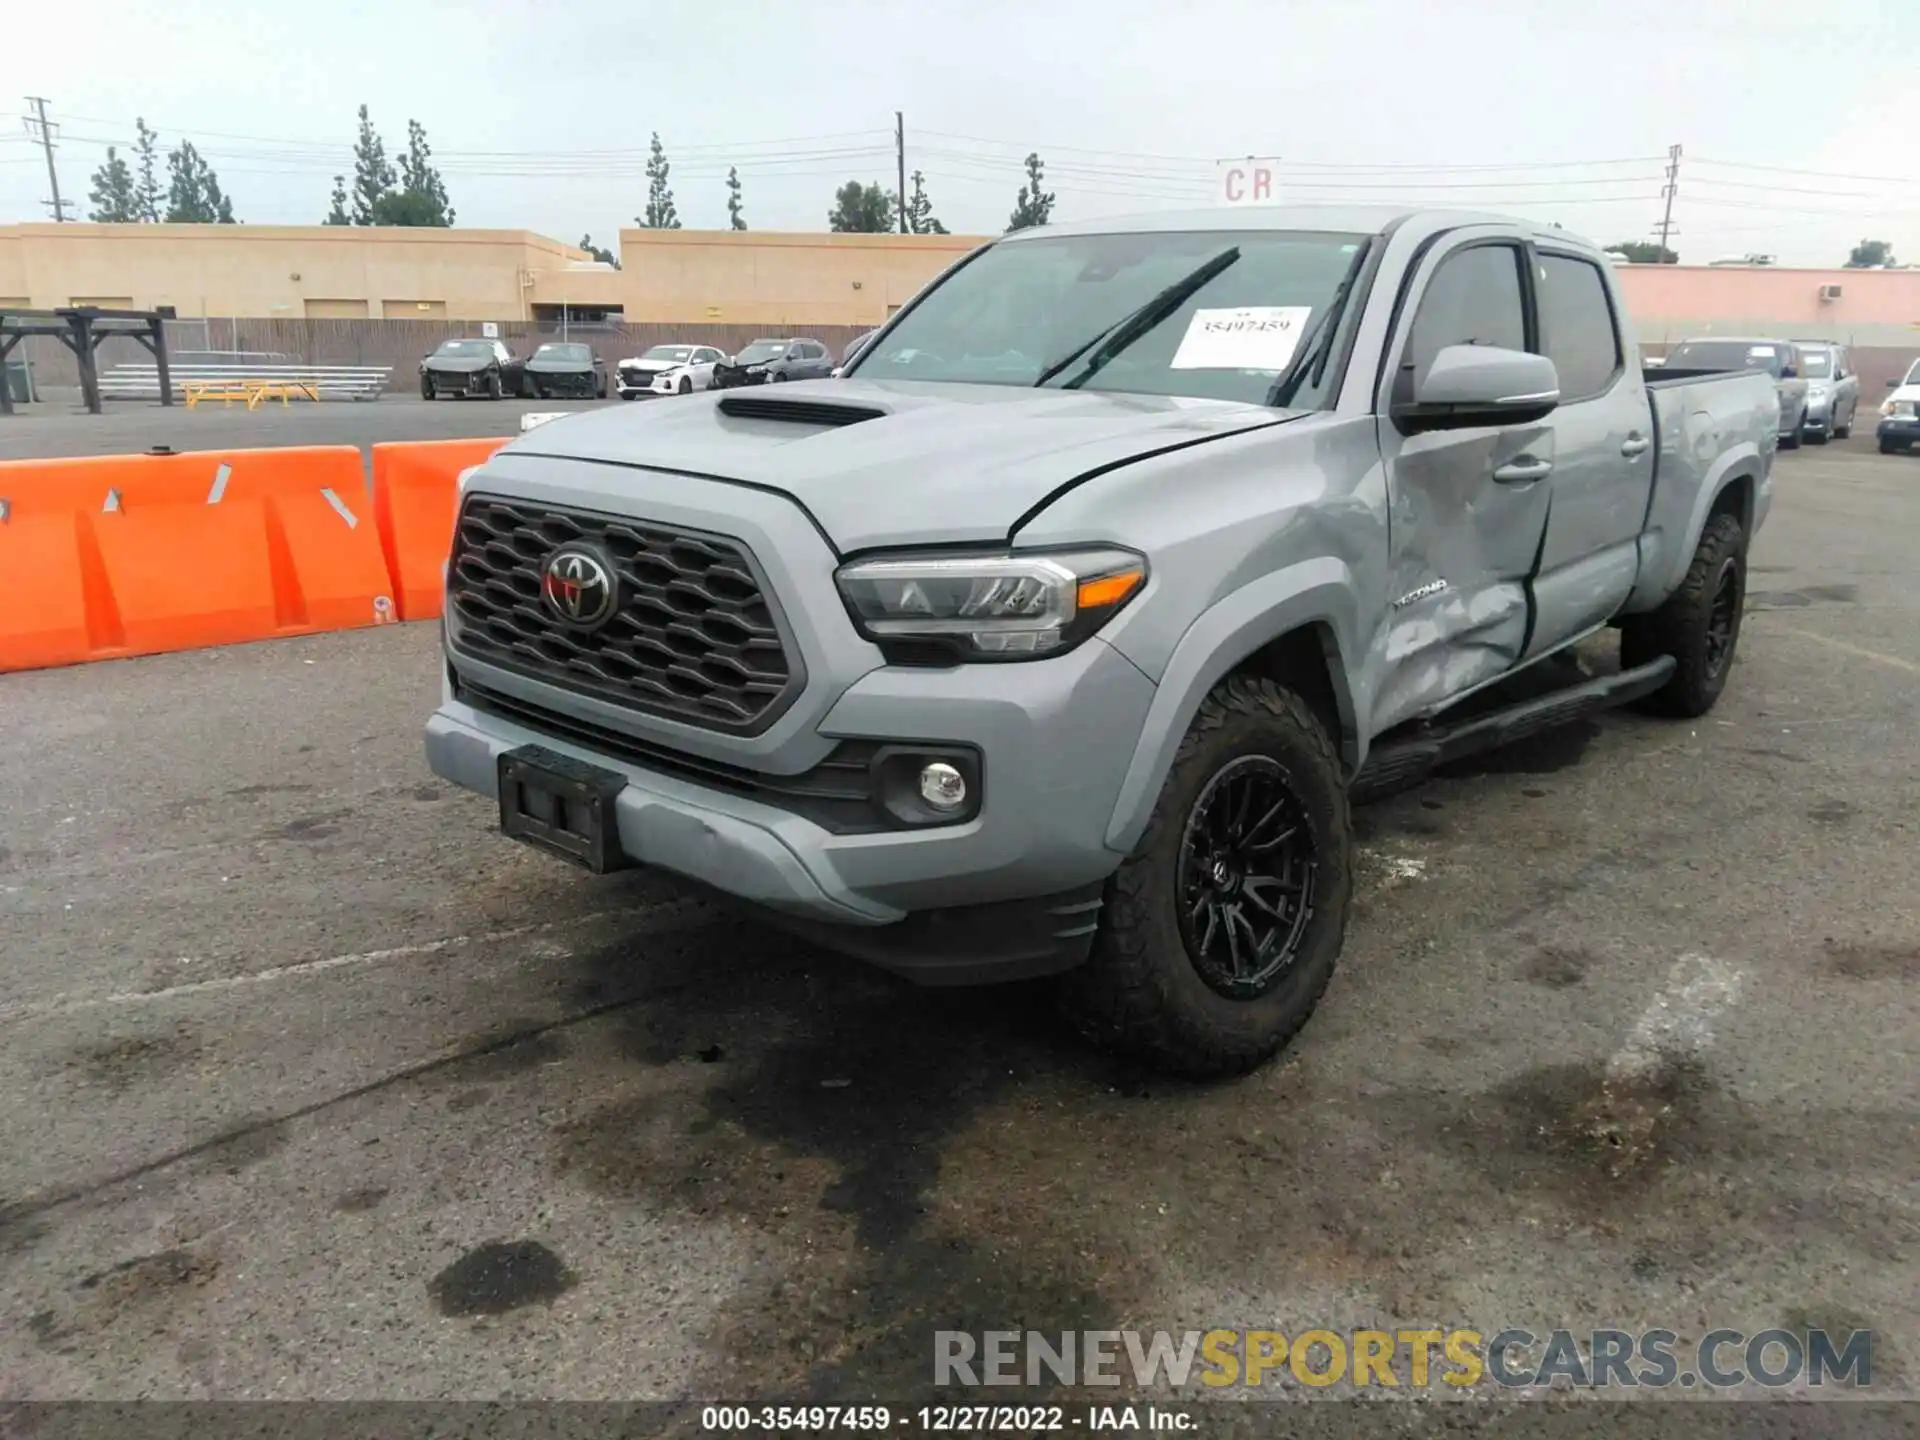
1170 306 1312 371
1748 345 1776 358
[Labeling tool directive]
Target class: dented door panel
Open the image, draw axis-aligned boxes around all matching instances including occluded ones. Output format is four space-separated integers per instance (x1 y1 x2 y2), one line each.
1371 418 1555 732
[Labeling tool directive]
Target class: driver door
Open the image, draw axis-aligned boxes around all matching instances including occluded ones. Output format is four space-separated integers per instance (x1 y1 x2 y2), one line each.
1370 231 1556 733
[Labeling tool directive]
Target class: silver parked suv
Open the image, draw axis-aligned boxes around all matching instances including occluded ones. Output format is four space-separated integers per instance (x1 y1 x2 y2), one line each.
1787 340 1860 443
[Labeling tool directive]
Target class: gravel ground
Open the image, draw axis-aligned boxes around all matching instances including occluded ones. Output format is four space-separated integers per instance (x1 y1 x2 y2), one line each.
0 435 1915 1423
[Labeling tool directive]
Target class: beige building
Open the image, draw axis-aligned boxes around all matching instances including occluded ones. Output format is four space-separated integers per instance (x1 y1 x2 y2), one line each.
0 221 986 327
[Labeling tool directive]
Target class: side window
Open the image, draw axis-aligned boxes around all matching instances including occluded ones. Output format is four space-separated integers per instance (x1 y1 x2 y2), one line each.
1534 253 1622 401
1403 244 1527 385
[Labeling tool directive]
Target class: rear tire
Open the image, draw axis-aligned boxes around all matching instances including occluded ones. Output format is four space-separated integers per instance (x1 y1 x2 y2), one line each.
1621 510 1747 719
1881 440 1902 455
1780 430 1801 450
1058 675 1351 1080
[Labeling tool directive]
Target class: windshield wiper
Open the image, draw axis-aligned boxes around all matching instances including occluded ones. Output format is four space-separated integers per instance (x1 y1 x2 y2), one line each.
1265 239 1373 409
1032 247 1241 390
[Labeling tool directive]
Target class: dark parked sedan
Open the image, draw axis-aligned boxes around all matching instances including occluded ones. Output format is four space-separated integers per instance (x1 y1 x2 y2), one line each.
709 337 837 388
420 338 519 400
520 342 607 399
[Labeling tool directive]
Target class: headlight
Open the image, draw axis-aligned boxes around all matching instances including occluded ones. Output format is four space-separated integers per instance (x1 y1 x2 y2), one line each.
1888 400 1917 418
835 547 1147 662
1807 382 1829 399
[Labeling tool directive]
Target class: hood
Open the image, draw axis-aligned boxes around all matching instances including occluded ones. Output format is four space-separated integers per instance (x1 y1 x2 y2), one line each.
425 353 495 372
1883 383 1920 410
527 355 595 373
494 378 1300 551
619 357 683 373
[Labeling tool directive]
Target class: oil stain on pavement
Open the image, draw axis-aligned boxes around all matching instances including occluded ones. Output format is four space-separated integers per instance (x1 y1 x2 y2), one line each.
429 1240 575 1317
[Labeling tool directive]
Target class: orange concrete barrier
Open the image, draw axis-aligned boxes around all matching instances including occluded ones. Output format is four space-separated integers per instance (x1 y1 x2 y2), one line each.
370 437 512 622
0 445 399 673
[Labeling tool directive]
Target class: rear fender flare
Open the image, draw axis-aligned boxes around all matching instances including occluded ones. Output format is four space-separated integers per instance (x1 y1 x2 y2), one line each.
1626 445 1765 613
1103 557 1363 854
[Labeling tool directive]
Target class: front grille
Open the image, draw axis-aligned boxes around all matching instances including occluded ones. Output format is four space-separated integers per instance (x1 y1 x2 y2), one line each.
453 677 889 833
447 496 802 735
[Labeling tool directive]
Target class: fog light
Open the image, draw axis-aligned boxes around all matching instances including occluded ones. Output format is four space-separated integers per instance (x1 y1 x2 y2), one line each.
918 761 968 811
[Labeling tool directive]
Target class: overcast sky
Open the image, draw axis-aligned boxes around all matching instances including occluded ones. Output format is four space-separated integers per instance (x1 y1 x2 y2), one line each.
4 0 1914 267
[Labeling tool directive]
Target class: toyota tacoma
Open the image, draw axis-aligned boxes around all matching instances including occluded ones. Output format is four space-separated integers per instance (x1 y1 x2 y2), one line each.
426 206 1779 1078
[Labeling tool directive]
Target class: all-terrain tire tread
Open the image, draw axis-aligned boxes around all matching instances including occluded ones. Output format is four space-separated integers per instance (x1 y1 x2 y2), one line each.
1059 675 1348 1080
1620 510 1745 718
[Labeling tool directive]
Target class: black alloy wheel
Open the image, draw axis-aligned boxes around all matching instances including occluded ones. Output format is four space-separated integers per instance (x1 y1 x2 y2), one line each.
1176 756 1319 998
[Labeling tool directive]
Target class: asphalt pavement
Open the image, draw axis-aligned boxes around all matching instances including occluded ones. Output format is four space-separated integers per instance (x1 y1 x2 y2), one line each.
0 434 1915 1415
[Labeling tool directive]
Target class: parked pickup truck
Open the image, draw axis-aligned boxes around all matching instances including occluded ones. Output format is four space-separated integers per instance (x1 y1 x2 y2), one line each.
426 205 1778 1078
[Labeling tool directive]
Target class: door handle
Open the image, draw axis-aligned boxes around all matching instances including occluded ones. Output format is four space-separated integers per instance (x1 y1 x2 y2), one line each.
1621 435 1651 457
1491 456 1553 484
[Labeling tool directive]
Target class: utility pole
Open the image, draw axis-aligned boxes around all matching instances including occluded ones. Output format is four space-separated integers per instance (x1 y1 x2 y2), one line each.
24 97 74 221
895 110 908 234
1655 142 1682 260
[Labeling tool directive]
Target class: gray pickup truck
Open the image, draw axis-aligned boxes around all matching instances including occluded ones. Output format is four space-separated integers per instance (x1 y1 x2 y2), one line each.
426 205 1778 1078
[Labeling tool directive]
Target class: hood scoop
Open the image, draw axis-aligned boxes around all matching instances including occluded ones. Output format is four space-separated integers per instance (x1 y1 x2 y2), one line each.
717 394 886 428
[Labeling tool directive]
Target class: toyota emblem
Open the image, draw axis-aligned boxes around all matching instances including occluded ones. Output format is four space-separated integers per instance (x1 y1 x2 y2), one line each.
541 548 617 628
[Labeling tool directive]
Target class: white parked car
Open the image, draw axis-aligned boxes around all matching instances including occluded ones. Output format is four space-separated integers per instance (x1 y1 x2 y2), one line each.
615 343 727 399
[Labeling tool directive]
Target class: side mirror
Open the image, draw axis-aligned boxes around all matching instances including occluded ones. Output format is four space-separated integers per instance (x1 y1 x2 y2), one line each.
1392 345 1560 432
1781 365 1798 379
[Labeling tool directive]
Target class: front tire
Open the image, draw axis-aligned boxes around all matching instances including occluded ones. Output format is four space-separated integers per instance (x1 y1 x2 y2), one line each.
1058 675 1350 1080
679 376 693 395
1835 410 1852 440
1621 510 1747 719
486 371 503 401
420 374 434 400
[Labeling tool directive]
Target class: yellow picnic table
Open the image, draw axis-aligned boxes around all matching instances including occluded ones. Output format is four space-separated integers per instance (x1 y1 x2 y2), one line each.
183 378 320 411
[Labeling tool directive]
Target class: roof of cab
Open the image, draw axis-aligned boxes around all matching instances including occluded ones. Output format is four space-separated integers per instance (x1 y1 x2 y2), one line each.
995 203 1605 255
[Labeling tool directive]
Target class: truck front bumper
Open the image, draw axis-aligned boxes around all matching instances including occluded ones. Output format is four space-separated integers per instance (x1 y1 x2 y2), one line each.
425 636 1156 984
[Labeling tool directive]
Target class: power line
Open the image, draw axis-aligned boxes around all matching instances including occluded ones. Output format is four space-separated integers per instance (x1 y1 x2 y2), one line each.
1690 156 1910 186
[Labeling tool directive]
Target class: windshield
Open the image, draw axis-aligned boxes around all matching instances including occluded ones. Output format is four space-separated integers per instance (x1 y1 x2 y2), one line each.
848 228 1371 405
735 341 788 364
1904 360 1920 387
535 344 590 362
1665 340 1787 378
642 345 693 362
435 340 495 358
1797 350 1832 377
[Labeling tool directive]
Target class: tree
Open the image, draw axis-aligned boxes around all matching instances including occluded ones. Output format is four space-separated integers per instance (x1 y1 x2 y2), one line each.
164 140 236 223
640 133 680 228
350 104 395 226
827 180 896 233
1845 238 1895 269
1611 240 1678 264
324 175 350 225
133 118 163 223
726 166 746 231
88 147 140 223
903 170 947 234
375 119 454 226
1007 152 1054 231
579 234 621 268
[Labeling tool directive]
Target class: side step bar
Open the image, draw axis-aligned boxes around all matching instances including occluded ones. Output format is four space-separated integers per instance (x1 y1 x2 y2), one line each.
1349 655 1676 804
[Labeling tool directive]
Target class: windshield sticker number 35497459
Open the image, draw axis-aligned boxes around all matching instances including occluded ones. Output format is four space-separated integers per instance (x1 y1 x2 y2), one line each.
1170 305 1312 371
